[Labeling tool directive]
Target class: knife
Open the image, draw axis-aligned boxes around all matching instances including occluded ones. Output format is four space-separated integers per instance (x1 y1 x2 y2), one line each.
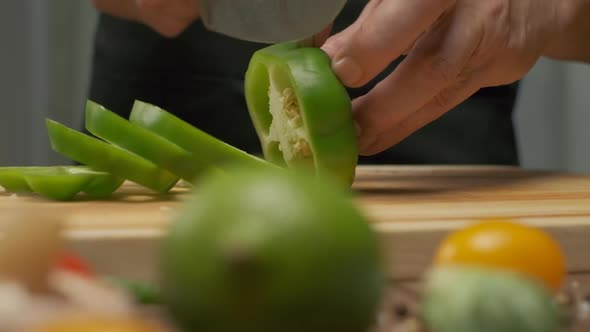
197 0 348 44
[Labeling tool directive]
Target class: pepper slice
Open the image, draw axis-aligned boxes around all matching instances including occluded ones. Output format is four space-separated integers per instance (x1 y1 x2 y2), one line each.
128 100 274 172
23 168 96 201
245 42 358 186
85 100 207 182
46 119 179 193
0 166 124 200
67 167 125 198
0 167 43 192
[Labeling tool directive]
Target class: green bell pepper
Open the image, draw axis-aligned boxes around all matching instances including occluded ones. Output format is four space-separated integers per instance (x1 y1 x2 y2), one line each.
245 42 358 186
0 167 43 193
0 166 124 200
23 167 97 201
85 100 207 182
46 119 179 193
128 100 274 172
67 167 125 198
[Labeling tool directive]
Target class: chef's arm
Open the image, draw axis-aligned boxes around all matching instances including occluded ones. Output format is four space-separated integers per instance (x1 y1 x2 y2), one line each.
544 0 590 62
90 0 200 38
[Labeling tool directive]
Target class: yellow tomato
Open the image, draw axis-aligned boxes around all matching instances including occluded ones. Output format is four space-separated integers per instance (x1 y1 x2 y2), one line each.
26 315 167 332
433 219 566 293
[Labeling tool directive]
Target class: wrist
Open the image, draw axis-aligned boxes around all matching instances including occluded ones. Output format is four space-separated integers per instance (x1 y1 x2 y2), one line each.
544 0 590 62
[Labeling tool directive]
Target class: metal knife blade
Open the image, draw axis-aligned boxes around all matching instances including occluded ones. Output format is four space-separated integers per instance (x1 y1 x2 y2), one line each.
197 0 347 44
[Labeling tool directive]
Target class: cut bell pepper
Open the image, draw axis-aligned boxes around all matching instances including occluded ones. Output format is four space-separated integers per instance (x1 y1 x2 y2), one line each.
22 168 96 201
65 167 125 198
0 166 124 200
82 174 125 198
245 42 358 186
85 100 207 182
0 167 44 192
128 100 275 172
46 119 179 193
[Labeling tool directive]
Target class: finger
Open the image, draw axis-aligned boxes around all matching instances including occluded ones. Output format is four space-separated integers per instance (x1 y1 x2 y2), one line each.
330 0 456 87
321 0 384 58
360 75 482 155
353 8 482 151
400 7 453 55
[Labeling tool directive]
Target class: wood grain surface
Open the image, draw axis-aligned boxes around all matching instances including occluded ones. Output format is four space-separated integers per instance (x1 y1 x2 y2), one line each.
2 165 590 280
2 165 590 331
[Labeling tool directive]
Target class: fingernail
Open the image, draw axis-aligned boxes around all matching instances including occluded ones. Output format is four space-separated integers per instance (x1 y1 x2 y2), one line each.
333 56 363 86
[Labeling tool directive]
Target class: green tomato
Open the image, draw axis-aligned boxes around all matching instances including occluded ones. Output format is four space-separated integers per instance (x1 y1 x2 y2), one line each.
161 166 385 332
422 266 562 332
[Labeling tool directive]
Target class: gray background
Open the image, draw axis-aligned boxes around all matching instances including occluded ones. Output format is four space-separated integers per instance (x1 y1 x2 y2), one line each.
1 1 589 172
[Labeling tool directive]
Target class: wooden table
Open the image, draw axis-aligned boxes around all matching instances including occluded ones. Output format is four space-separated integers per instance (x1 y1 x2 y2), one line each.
2 165 590 331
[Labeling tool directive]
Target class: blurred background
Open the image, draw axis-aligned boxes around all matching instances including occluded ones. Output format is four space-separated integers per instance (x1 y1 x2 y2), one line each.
1 1 589 172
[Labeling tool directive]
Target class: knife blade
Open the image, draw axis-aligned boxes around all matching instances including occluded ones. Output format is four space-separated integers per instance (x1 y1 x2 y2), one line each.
197 0 348 44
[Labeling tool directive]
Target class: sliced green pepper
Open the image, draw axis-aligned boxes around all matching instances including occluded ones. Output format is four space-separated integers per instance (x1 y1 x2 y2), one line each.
0 166 124 200
46 119 179 193
67 167 125 198
85 100 207 182
22 167 96 201
0 167 44 192
245 42 358 186
128 100 274 172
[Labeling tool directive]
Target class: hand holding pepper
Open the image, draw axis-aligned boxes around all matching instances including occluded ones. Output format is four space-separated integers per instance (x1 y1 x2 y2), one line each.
321 0 590 156
91 0 199 37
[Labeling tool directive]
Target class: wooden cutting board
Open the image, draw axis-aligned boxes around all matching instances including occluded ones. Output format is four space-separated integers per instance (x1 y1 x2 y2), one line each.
1 165 590 280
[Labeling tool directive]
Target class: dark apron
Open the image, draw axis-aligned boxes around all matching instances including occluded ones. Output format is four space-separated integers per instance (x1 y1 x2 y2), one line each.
87 0 519 166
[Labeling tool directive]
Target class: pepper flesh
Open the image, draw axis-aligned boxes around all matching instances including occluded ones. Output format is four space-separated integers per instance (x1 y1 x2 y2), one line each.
268 87 312 164
245 42 358 186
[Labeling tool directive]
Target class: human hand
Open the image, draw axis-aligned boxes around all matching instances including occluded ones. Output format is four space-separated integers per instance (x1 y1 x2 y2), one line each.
321 0 562 155
91 0 199 37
